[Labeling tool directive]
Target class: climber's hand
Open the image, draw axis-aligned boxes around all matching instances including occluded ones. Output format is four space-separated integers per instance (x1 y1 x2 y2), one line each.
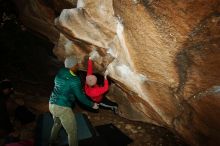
92 103 99 109
104 70 109 79
89 47 99 61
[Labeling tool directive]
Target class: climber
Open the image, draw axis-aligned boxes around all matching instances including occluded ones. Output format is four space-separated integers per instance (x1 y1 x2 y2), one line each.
49 55 99 146
84 49 118 114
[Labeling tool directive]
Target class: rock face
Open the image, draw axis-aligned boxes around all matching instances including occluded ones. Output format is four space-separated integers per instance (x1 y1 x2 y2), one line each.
13 0 220 145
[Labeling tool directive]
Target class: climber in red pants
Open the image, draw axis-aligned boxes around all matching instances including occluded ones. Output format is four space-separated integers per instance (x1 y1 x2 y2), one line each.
84 49 118 114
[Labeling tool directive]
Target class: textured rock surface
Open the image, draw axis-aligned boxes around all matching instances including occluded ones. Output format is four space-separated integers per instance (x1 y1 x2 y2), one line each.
12 0 220 145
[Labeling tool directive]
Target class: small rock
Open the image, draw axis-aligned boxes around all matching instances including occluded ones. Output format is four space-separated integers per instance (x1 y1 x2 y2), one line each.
116 124 121 128
119 121 124 124
131 129 138 134
137 126 142 130
125 124 132 130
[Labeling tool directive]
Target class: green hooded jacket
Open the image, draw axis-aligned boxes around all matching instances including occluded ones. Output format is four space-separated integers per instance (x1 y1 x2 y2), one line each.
49 67 93 108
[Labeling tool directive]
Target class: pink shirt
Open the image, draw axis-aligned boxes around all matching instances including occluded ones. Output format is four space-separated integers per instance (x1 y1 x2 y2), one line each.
84 59 109 103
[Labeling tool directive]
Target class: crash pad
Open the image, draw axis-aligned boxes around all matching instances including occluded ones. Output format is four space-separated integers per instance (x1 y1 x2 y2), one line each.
35 112 97 146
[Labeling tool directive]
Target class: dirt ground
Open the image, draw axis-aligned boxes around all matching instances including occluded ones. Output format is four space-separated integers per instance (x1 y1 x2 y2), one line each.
77 107 188 146
0 81 188 146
